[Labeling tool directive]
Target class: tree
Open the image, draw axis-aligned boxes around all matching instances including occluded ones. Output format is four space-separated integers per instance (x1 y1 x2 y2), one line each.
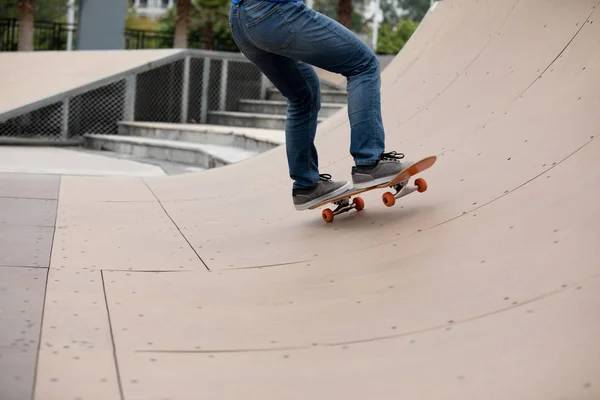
396 18 418 42
380 0 400 26
192 0 229 50
126 7 160 31
337 0 351 28
18 0 35 51
313 0 369 33
376 19 418 54
174 0 190 48
397 0 430 22
159 1 236 51
3 0 67 20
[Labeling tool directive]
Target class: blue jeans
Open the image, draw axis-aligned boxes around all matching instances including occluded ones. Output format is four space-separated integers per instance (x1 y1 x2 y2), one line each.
229 0 385 189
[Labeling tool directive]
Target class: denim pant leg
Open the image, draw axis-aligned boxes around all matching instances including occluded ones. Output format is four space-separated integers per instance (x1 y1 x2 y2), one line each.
230 1 322 189
259 1 386 166
230 0 386 187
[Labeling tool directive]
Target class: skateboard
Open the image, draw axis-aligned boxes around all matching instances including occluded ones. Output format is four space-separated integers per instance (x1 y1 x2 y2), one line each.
310 155 437 223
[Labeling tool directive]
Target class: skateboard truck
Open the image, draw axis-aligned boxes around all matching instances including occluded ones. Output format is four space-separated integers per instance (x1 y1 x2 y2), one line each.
382 178 427 207
321 177 428 223
321 196 365 223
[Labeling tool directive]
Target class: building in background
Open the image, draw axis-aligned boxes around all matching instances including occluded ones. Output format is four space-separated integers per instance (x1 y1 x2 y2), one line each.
130 0 174 19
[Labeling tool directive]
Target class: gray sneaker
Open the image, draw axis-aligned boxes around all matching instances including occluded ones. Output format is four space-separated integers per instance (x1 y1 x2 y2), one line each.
351 151 413 189
293 174 352 211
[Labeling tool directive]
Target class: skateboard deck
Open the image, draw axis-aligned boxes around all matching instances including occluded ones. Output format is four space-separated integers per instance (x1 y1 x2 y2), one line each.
310 155 437 223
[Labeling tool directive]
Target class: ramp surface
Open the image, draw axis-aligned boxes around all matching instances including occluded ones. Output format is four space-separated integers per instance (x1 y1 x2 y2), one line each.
4 0 600 399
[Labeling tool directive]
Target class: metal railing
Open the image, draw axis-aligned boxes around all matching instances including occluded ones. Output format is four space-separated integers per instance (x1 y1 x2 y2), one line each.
124 29 238 52
0 19 238 52
0 19 77 51
0 50 272 143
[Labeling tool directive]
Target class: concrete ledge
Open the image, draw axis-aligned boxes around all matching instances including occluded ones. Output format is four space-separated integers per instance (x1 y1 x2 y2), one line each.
267 88 347 103
0 145 167 177
238 99 344 118
118 121 284 153
208 111 326 130
0 137 83 147
84 134 258 169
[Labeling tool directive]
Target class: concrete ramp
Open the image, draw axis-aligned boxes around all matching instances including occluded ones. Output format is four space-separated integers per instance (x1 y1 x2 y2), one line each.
0 49 183 118
0 48 264 143
11 0 600 399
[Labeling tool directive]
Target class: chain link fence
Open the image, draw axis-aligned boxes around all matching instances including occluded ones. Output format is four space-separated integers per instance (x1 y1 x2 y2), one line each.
0 50 271 143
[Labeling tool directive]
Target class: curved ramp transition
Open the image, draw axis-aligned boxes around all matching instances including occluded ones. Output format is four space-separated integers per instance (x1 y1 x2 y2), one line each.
31 0 600 399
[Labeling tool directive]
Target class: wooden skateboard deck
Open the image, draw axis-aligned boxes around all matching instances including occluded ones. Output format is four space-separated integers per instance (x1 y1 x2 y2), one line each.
311 155 437 222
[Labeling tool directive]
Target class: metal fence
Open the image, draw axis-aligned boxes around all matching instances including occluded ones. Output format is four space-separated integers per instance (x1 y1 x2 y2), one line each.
0 50 271 142
0 19 77 52
0 19 238 52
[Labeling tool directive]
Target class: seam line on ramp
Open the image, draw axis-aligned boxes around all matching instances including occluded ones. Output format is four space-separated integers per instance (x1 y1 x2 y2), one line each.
437 1 600 161
131 272 600 355
31 175 60 400
143 180 210 271
0 196 58 201
427 134 598 232
101 270 125 400
392 0 522 130
512 1 600 102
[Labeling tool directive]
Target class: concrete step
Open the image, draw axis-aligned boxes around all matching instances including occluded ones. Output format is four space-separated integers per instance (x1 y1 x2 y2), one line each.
267 88 347 104
208 111 326 130
118 121 284 153
319 79 344 91
84 134 258 169
238 99 344 118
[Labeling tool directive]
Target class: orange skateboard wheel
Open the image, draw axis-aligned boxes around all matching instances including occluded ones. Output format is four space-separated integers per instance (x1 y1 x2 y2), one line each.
415 178 428 192
353 197 365 211
382 192 396 207
322 208 334 223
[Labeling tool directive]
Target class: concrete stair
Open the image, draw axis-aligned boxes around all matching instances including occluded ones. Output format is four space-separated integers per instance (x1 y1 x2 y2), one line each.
267 87 347 104
82 122 285 169
84 134 258 169
238 99 344 118
81 79 346 171
205 82 346 131
208 111 326 130
118 122 284 152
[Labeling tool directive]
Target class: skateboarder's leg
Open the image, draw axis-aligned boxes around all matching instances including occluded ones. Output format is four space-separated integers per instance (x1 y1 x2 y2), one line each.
239 0 413 188
230 13 320 189
230 0 351 210
231 0 386 165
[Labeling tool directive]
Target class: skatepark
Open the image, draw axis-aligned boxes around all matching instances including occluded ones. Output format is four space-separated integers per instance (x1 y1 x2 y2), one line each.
1 0 599 399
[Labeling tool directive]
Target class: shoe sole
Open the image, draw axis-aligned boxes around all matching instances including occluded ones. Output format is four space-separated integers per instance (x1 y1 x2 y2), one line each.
294 181 353 211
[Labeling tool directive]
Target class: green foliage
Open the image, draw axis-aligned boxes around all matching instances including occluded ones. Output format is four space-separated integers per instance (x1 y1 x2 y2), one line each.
0 0 68 21
379 0 400 26
125 7 160 31
158 6 176 33
209 19 236 49
158 0 237 50
376 19 418 55
397 0 430 22
312 0 370 33
193 0 229 10
378 0 430 26
396 18 418 40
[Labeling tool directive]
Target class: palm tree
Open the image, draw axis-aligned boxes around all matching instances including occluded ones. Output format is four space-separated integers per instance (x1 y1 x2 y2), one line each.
337 0 351 28
174 0 190 48
192 0 229 50
18 0 35 51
